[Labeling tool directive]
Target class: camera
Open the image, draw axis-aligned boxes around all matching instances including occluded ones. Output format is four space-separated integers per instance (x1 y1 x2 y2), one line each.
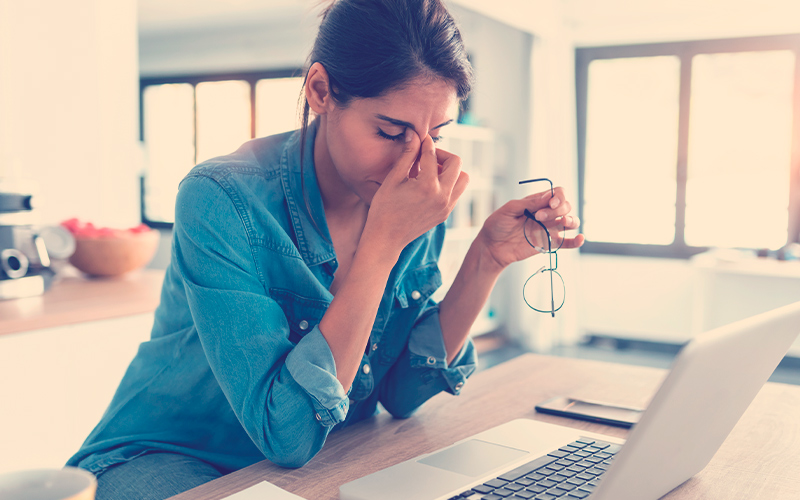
0 192 57 299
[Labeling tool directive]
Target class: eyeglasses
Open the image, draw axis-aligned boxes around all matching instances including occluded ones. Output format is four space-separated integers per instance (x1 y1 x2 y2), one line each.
519 178 566 317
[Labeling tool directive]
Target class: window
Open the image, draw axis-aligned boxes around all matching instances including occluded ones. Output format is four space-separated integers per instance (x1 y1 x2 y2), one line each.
576 35 800 258
140 70 304 226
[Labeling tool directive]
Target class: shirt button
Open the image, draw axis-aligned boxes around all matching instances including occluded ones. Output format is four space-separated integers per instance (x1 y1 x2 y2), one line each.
427 356 436 366
315 413 321 421
362 364 371 375
298 320 309 330
455 382 464 391
411 290 422 300
371 343 378 351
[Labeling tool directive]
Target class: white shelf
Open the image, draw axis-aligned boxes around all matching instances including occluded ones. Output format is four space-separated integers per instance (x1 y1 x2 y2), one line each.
436 124 499 337
690 251 800 356
691 253 800 279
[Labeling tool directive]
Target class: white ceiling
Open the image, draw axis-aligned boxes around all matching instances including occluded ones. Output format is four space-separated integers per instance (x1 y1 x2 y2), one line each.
138 0 800 44
137 0 310 33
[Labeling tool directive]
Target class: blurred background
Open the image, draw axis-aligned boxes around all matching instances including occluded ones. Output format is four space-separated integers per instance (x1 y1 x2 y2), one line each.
1 0 800 475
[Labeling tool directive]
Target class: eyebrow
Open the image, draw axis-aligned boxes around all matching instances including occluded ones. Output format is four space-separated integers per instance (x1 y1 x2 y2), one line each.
375 114 454 132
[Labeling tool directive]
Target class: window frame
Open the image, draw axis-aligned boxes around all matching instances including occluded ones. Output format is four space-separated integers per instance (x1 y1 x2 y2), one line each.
576 34 800 259
139 68 304 228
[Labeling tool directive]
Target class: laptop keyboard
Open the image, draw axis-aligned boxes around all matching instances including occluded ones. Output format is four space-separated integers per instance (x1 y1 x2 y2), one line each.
447 437 621 500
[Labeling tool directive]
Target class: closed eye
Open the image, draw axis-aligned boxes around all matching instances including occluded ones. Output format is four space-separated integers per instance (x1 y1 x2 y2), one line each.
377 128 443 143
377 128 405 141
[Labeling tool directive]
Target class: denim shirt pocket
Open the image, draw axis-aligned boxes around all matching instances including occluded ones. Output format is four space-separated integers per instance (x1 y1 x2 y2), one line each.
378 262 442 366
269 288 330 344
394 262 442 309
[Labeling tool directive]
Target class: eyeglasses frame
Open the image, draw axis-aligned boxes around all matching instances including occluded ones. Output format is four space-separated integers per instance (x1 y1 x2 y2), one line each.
519 178 566 317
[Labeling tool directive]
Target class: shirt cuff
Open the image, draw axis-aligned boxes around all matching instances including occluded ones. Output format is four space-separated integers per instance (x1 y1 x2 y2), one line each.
284 326 350 427
408 308 478 395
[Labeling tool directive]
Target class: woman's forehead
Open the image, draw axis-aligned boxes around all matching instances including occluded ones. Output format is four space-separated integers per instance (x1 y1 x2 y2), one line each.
356 80 458 124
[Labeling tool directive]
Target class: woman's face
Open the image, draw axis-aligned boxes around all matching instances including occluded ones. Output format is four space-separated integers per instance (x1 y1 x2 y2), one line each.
321 77 459 206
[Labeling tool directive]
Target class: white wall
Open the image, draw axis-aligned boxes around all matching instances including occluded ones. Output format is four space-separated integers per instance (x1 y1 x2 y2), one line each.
0 0 141 228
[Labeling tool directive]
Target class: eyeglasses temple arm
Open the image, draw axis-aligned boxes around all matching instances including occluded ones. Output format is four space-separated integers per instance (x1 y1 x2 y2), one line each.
518 178 554 199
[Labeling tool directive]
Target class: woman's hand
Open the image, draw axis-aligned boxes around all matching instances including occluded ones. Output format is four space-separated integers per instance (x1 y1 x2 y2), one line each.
364 130 469 256
477 187 584 271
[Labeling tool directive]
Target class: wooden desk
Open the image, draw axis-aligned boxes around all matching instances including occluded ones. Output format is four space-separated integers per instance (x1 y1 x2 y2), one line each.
171 354 800 500
0 267 165 337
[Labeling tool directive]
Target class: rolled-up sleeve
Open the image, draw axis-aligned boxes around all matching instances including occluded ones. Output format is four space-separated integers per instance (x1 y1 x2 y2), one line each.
174 174 347 468
379 299 478 419
284 326 350 426
408 305 477 393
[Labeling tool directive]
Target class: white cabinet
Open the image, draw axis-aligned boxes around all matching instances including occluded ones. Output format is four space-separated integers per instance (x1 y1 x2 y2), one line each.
690 253 800 356
433 124 499 336
0 314 153 474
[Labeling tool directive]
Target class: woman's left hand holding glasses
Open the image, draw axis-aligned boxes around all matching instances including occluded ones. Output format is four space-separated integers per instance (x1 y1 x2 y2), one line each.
477 186 584 271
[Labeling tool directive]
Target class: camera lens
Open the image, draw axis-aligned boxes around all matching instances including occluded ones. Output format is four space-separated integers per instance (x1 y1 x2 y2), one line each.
1 248 29 279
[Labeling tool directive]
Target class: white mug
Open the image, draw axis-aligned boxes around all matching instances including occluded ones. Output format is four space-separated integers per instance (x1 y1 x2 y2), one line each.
0 466 96 500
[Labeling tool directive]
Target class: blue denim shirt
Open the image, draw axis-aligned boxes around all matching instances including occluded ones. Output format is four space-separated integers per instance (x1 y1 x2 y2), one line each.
66 120 477 474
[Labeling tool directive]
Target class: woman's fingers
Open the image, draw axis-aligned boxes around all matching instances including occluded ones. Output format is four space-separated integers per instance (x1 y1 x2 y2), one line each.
414 134 439 182
550 215 580 230
450 171 470 207
434 146 463 196
558 234 586 249
522 210 582 250
498 195 543 219
534 187 571 222
385 129 422 184
435 147 457 172
507 187 573 221
539 215 581 236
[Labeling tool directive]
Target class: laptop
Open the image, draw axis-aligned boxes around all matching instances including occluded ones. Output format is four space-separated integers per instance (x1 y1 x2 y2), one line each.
340 300 800 500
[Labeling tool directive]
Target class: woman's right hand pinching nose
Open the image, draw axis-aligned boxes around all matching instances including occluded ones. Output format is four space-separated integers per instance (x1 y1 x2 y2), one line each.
365 129 469 256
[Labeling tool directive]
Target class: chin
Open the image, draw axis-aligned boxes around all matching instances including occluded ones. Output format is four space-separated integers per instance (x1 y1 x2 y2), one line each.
361 183 380 206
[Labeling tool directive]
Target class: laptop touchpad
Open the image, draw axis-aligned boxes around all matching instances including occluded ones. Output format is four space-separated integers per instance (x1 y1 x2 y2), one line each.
418 439 529 477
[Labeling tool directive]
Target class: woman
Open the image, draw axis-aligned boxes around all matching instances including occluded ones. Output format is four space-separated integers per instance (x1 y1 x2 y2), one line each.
67 0 583 498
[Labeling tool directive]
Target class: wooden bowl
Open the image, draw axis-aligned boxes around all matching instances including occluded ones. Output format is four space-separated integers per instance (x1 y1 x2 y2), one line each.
69 230 160 277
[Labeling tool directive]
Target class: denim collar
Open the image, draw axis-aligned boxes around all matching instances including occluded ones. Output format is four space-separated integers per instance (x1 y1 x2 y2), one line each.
280 119 337 267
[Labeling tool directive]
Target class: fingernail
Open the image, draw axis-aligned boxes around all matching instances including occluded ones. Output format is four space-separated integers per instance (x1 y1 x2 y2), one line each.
536 211 548 221
550 197 560 208
405 128 412 142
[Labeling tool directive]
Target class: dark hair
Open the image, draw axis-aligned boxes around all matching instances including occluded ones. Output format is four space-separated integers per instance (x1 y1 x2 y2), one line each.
297 0 474 237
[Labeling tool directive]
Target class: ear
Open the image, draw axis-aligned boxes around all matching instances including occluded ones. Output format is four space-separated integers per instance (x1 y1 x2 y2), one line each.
305 62 336 115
